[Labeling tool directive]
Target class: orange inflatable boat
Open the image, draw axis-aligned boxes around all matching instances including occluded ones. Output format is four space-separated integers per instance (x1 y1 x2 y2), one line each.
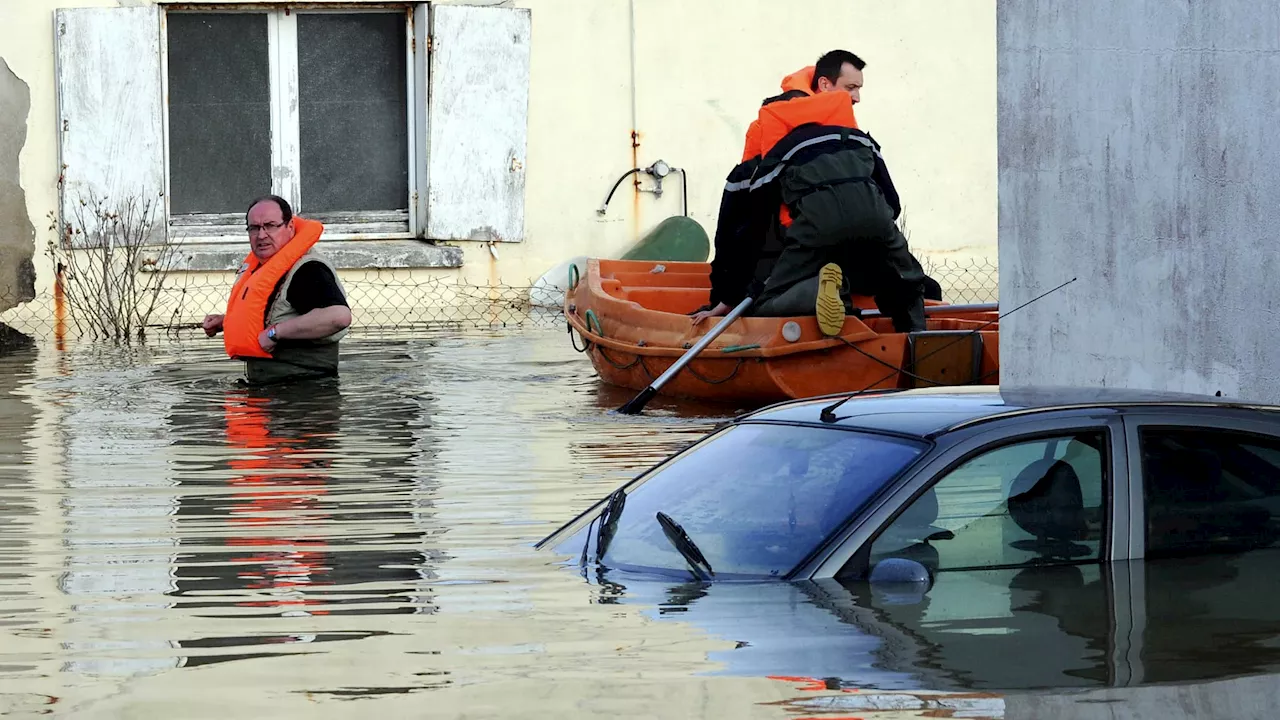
564 258 1000 407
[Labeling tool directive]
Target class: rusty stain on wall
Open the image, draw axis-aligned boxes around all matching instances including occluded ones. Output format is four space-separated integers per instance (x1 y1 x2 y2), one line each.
631 129 642 241
0 56 38 316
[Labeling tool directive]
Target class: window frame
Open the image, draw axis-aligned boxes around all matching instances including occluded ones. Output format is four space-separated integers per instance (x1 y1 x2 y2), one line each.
159 3 421 243
1123 411 1280 561
801 414 1131 580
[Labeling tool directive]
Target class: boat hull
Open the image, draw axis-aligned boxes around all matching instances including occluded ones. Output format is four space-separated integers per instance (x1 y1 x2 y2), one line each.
565 259 999 406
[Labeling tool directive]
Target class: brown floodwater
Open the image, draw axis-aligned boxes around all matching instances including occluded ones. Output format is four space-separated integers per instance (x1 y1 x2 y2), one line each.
1 328 1280 719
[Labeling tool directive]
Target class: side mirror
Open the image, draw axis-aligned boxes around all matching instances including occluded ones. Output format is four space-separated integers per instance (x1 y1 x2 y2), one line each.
925 529 955 543
867 558 932 605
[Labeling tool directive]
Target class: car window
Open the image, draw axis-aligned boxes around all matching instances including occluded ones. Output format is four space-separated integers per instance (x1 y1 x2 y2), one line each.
869 431 1108 572
1140 426 1280 558
564 423 927 579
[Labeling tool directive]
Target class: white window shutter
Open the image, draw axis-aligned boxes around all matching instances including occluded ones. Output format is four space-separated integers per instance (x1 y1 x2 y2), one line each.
425 4 531 243
54 6 165 246
410 3 431 237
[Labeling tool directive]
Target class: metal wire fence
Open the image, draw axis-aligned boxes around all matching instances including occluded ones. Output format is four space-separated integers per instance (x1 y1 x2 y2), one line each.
0 256 998 344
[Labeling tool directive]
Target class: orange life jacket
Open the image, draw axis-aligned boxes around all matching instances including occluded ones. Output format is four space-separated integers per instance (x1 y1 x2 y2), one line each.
757 91 859 158
754 91 859 227
741 66 814 161
223 217 325 359
739 66 858 161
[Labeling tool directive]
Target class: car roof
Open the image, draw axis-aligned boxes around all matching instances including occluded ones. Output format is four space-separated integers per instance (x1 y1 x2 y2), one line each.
739 385 1280 438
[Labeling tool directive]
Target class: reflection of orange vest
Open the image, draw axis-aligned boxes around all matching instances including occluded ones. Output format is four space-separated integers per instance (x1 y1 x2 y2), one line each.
223 218 325 359
222 395 332 613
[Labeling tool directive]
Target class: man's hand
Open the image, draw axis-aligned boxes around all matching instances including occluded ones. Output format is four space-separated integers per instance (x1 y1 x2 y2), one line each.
690 302 730 326
257 326 277 353
202 314 224 337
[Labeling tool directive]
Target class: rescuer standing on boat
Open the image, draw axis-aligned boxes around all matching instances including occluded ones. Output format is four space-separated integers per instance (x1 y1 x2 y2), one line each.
202 195 353 385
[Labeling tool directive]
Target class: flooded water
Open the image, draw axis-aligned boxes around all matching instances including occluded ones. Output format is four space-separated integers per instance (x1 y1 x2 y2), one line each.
2 328 1280 719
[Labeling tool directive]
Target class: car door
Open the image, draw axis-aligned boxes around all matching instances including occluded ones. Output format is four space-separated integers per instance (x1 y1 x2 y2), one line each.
1120 409 1280 561
1119 409 1280 687
803 413 1131 687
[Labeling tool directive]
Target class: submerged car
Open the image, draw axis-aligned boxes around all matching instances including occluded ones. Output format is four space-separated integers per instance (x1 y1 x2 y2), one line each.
538 385 1280 584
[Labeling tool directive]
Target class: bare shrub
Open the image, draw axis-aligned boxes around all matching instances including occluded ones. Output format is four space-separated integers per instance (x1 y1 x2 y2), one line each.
46 190 189 343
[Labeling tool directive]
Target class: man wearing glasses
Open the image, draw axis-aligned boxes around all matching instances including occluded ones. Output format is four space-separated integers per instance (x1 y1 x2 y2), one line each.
202 195 352 384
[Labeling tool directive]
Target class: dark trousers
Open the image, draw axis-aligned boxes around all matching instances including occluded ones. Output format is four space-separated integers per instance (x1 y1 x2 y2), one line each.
244 344 340 385
752 182 926 332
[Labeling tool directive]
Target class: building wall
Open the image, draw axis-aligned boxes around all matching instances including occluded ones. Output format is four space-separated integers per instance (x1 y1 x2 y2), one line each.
997 1 1280 399
0 58 37 313
0 0 996 306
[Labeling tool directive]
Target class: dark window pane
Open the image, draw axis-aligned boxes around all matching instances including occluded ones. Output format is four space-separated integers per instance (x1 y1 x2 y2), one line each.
297 13 408 213
166 13 272 215
1141 427 1280 558
871 433 1108 572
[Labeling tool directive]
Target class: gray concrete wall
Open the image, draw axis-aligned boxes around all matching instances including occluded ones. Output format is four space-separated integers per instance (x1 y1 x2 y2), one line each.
0 57 36 313
998 2 1280 400
1006 673 1280 720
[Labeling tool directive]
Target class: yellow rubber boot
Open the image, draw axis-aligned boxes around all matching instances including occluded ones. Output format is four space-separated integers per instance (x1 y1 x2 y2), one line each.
816 263 846 337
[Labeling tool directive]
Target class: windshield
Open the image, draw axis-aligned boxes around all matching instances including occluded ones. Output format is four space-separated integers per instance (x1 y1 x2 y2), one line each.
554 423 926 579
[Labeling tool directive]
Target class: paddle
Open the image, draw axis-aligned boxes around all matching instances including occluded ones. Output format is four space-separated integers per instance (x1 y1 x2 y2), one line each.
616 296 754 415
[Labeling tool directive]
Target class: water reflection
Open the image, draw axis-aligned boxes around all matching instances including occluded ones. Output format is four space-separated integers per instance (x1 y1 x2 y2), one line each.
165 379 440 622
597 547 1280 695
0 344 36 676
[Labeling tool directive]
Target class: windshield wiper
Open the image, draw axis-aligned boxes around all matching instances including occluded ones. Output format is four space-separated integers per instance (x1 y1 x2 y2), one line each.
656 511 715 580
595 488 626 562
580 488 627 569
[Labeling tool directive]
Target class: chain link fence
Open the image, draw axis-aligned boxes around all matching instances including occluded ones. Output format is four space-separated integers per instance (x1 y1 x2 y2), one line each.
0 256 997 344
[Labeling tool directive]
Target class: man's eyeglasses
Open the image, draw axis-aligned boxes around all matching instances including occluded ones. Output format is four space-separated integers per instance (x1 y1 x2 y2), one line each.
247 221 286 235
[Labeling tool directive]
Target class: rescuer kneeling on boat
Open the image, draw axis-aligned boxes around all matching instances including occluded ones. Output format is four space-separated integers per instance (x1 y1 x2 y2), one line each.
744 71 928 336
202 195 352 385
692 52 928 335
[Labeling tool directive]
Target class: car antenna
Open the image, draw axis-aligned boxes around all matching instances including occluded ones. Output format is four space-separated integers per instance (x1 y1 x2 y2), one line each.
819 276 1079 423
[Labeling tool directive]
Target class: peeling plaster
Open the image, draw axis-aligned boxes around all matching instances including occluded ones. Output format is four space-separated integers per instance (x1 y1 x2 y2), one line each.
0 56 38 314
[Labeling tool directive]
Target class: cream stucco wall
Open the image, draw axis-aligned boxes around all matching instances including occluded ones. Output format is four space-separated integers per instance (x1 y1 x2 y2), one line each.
0 0 995 301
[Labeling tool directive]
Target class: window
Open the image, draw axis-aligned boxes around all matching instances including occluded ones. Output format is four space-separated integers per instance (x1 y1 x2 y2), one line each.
55 4 530 255
869 432 1108 572
165 10 410 233
1140 426 1280 558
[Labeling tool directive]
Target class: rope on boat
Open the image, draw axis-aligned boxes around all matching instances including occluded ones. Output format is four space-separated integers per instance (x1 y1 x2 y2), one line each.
568 320 592 353
568 263 581 291
636 354 745 385
685 357 746 385
572 307 746 385
595 345 643 370
584 309 604 337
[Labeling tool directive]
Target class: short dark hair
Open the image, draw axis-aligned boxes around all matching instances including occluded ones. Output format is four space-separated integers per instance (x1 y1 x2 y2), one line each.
811 50 866 92
246 194 293 223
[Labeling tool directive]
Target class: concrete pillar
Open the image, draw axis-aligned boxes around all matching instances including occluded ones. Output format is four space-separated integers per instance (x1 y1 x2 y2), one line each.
998 2 1280 399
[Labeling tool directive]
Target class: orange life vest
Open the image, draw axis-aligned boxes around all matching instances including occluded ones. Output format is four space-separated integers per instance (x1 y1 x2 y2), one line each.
754 91 859 227
223 217 325 359
739 66 858 161
757 91 858 158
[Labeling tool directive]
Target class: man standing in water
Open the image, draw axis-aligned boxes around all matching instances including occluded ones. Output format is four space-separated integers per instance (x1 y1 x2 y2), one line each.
202 195 352 384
